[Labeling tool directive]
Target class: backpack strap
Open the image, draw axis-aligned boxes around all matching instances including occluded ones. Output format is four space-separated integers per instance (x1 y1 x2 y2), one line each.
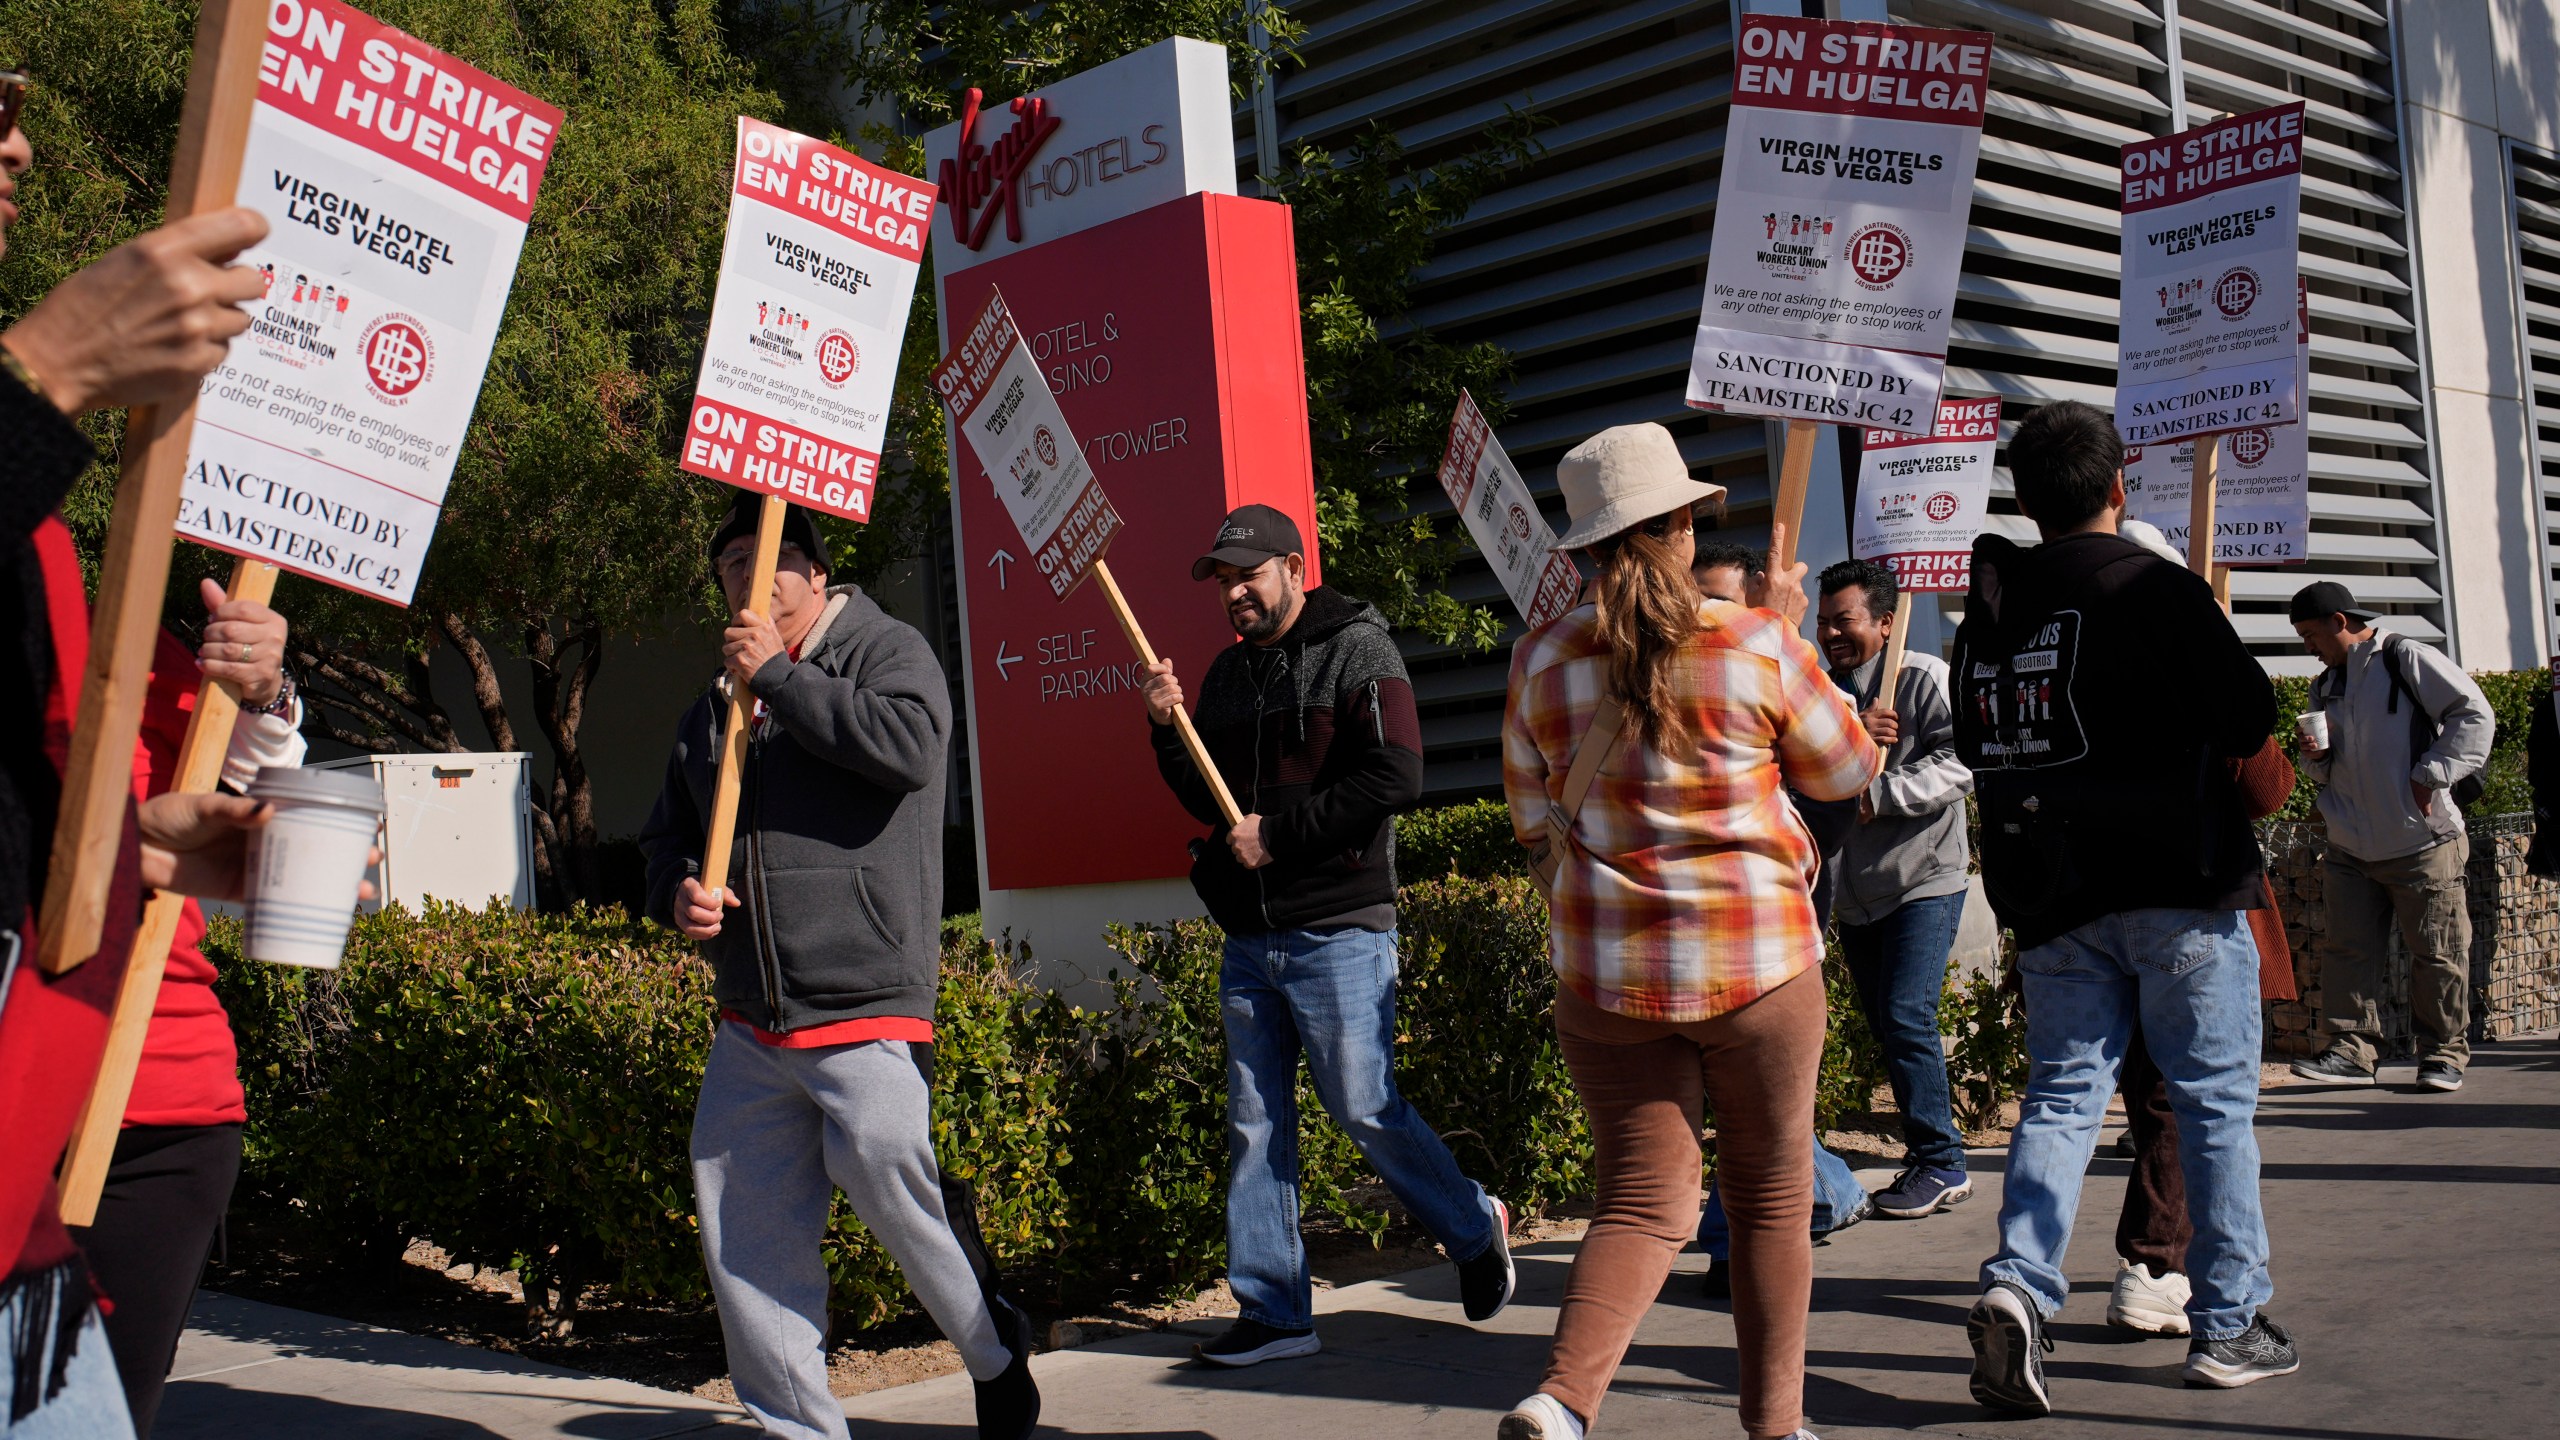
2379 632 2414 717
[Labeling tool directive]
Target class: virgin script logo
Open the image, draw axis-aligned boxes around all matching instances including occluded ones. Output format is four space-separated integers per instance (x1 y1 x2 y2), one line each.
937 88 1063 251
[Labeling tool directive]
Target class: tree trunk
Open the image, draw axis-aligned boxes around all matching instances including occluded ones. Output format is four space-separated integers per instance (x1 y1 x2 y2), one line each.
525 618 606 904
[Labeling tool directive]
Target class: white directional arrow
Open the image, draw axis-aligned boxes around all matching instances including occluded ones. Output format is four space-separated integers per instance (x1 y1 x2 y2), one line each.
986 548 1015 589
994 641 1021 680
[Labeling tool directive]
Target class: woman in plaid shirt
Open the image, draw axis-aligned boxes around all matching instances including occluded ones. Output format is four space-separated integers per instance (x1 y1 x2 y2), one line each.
1497 423 1880 1440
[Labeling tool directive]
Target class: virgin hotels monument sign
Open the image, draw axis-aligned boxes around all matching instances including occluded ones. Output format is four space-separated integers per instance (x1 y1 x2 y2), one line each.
925 40 1323 959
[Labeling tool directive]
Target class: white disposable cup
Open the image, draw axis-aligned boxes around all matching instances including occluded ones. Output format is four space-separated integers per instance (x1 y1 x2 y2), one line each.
2297 710 2331 750
243 766 386 969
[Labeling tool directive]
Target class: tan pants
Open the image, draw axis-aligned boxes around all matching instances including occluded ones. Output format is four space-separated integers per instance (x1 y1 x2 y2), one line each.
2319 835 2472 1068
1540 969 1824 1440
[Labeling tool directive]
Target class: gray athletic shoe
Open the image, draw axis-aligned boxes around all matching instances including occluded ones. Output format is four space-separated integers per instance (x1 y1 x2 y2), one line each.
2417 1060 2464 1092
2183 1313 2301 1388
1967 1281 2053 1415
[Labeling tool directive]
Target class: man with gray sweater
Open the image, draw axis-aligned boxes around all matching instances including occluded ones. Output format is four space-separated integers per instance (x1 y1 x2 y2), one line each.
2287 582 2494 1092
641 494 1037 1440
1815 560 1976 1218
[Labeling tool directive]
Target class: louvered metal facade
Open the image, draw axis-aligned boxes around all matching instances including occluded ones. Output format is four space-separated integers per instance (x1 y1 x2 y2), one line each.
2514 142 2560 657
1243 0 2441 798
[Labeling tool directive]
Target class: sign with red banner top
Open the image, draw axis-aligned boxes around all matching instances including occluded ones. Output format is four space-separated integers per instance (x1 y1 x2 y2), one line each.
679 117 933 522
2115 102 2304 447
1439 391 1579 628
1685 14 1992 435
932 289 1124 597
1851 394 1999 592
171 0 559 604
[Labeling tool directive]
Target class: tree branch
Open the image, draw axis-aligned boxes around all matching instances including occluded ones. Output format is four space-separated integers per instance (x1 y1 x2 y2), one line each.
438 612 521 753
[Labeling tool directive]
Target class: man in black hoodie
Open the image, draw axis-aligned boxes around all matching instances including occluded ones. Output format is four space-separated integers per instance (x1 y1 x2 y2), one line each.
1949 402 2295 1413
641 494 1036 1440
1138 505 1513 1367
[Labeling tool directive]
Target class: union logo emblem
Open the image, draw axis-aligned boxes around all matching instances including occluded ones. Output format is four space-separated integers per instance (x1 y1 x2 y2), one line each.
2214 266 2261 319
1846 223 1910 288
358 315 433 404
1924 492 1961 523
817 330 860 386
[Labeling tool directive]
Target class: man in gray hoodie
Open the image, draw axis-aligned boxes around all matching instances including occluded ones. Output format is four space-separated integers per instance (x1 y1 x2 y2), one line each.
1815 560 1976 1219
641 494 1038 1440
2287 581 2493 1092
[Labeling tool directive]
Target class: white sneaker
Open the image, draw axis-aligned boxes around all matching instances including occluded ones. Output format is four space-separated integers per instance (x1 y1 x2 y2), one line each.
2106 1259 2192 1335
1497 1392 1586 1440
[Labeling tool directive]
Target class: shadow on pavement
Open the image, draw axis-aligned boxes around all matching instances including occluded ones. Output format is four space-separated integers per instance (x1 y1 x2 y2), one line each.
160 1383 512 1438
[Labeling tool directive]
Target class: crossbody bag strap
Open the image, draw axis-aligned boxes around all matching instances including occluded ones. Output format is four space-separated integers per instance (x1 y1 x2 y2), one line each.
1556 696 1628 829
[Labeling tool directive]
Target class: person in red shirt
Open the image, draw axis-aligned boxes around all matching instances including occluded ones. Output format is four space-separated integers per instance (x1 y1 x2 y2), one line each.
0 85 298 1436
66 605 303 1438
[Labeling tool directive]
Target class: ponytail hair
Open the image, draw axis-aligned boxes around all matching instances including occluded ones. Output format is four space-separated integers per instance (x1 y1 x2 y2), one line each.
1588 510 1701 756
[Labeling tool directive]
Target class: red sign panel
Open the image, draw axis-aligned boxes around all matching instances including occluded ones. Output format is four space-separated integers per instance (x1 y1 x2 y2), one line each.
945 194 1317 890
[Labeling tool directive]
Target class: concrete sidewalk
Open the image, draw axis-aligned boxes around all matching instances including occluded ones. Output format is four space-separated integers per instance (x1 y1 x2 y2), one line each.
159 1293 748 1438
164 1038 2558 1438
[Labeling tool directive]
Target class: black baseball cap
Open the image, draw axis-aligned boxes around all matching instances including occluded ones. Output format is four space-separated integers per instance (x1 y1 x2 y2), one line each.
1191 504 1304 581
2287 580 2377 624
708 490 831 574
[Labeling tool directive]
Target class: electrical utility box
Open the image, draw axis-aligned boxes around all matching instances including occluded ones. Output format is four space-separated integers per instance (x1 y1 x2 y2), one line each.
308 752 537 913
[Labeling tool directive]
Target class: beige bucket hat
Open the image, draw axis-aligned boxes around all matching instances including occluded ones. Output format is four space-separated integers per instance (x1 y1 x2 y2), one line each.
1552 422 1726 551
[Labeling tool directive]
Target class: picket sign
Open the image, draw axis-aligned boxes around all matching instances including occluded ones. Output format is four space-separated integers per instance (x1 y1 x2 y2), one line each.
1436 392 1580 627
932 288 1241 826
1851 393 1998 695
57 560 281 1224
682 118 938 897
1678 14 1992 560
33 0 267 975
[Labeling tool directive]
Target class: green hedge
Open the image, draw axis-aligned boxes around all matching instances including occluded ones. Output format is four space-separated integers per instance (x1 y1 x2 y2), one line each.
215 878 2024 1327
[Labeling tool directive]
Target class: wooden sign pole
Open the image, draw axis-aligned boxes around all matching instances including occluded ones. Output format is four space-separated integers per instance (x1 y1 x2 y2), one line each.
58 557 279 1225
2188 432 2222 597
1090 558 1245 827
33 0 267 975
698 494 787 902
1876 589 1915 705
1772 419 1819 569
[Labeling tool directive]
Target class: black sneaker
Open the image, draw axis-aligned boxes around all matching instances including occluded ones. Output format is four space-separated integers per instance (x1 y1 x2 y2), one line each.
1967 1281 2053 1415
1459 1197 1517 1322
2182 1312 2300 1388
1192 1317 1320 1368
2417 1060 2464 1092
973 1296 1041 1440
2288 1049 2376 1086
1699 1253 1731 1300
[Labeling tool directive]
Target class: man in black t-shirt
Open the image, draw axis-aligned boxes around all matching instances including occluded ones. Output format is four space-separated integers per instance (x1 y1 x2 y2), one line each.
1950 402 2295 1413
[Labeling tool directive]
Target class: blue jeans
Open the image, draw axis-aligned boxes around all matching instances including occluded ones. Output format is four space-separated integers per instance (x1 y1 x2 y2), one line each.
1697 1137 1865 1260
1984 909 2272 1340
1222 926 1497 1330
0 1291 134 1439
1838 890 1968 1170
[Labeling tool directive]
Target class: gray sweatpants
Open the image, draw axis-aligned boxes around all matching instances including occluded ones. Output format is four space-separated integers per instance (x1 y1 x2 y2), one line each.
691 1023 1009 1440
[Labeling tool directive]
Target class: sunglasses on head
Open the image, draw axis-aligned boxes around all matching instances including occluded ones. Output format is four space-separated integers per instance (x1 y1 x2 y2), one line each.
0 70 29 145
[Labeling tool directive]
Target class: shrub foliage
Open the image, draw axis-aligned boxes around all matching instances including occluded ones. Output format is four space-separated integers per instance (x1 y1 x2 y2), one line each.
216 874 2028 1327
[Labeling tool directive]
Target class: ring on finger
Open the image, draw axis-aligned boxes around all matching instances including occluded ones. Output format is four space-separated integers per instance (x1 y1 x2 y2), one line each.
238 641 254 661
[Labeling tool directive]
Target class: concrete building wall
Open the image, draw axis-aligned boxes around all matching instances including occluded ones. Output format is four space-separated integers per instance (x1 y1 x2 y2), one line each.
2401 0 2560 668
